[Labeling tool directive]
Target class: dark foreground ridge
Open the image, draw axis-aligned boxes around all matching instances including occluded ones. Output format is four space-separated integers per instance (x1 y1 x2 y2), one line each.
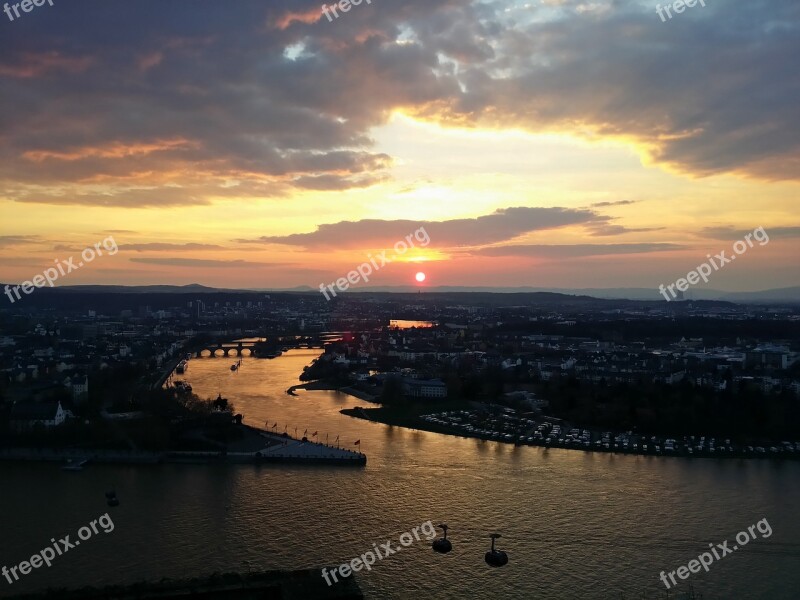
3 569 363 600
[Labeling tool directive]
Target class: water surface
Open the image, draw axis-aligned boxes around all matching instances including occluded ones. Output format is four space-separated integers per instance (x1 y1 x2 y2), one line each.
1 350 798 599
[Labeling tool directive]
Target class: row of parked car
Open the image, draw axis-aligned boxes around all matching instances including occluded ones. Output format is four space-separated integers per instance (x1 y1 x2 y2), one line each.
419 409 800 459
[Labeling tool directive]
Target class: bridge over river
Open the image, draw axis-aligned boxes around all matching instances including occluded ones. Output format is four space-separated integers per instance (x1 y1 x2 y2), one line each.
193 333 340 357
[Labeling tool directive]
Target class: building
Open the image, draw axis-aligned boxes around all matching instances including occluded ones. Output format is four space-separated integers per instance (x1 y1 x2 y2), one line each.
67 375 89 401
10 401 67 432
745 347 791 370
402 378 447 399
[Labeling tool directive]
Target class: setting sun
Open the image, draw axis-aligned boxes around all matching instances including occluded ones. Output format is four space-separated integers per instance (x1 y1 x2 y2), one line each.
415 272 426 283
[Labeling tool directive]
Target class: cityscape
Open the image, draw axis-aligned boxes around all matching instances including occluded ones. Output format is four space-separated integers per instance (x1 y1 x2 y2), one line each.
1 1 799 599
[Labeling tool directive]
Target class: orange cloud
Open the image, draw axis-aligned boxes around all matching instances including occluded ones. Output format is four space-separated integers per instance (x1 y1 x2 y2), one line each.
22 139 196 162
273 8 321 29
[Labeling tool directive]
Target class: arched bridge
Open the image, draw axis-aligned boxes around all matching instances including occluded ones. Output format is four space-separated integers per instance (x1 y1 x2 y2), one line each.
195 342 257 358
194 334 332 358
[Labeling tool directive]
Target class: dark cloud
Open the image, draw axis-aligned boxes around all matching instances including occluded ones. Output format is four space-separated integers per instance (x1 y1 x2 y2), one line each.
244 206 602 249
0 235 40 248
700 225 800 240
292 172 390 191
443 0 800 180
589 200 639 208
0 0 796 211
587 223 664 237
470 243 684 258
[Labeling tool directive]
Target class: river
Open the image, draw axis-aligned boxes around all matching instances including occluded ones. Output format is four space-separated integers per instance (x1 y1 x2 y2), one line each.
1 349 798 599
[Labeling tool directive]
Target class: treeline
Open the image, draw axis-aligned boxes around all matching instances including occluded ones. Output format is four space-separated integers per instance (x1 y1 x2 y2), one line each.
493 317 800 342
542 377 800 440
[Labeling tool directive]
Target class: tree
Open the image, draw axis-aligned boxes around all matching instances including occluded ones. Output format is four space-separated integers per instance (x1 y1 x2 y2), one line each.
380 375 405 405
213 394 229 411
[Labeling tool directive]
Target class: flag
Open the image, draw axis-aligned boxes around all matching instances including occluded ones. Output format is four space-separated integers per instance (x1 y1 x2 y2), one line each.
272 422 277 428
312 431 318 437
354 440 360 445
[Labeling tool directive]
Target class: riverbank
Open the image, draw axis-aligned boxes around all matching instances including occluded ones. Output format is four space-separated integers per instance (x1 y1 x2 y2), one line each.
288 381 377 402
340 400 472 430
0 425 366 467
287 380 339 395
151 354 185 390
4 569 363 600
342 405 800 461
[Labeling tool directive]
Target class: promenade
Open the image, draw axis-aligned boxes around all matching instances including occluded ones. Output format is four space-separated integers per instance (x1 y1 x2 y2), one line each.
0 426 366 466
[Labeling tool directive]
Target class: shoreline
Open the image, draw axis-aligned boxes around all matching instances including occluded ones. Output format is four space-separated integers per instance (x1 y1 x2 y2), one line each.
288 381 377 402
0 425 366 467
340 406 800 462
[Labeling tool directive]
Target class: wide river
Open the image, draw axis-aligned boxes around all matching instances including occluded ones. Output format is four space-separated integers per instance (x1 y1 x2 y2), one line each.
1 350 799 599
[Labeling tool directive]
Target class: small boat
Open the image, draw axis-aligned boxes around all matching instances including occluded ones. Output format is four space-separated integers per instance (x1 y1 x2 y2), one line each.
231 363 238 371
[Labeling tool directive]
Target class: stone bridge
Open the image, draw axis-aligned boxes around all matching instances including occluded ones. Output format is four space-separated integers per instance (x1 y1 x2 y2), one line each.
194 334 330 358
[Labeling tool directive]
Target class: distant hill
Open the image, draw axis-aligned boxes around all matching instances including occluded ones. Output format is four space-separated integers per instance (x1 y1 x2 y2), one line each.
308 285 800 304
703 286 800 304
1 283 797 304
14 283 252 294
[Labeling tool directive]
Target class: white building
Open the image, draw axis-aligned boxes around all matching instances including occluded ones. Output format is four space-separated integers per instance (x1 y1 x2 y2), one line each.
10 401 66 432
402 378 447 399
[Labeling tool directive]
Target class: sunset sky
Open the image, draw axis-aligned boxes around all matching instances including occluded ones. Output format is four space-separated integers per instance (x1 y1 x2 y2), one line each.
0 0 798 292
